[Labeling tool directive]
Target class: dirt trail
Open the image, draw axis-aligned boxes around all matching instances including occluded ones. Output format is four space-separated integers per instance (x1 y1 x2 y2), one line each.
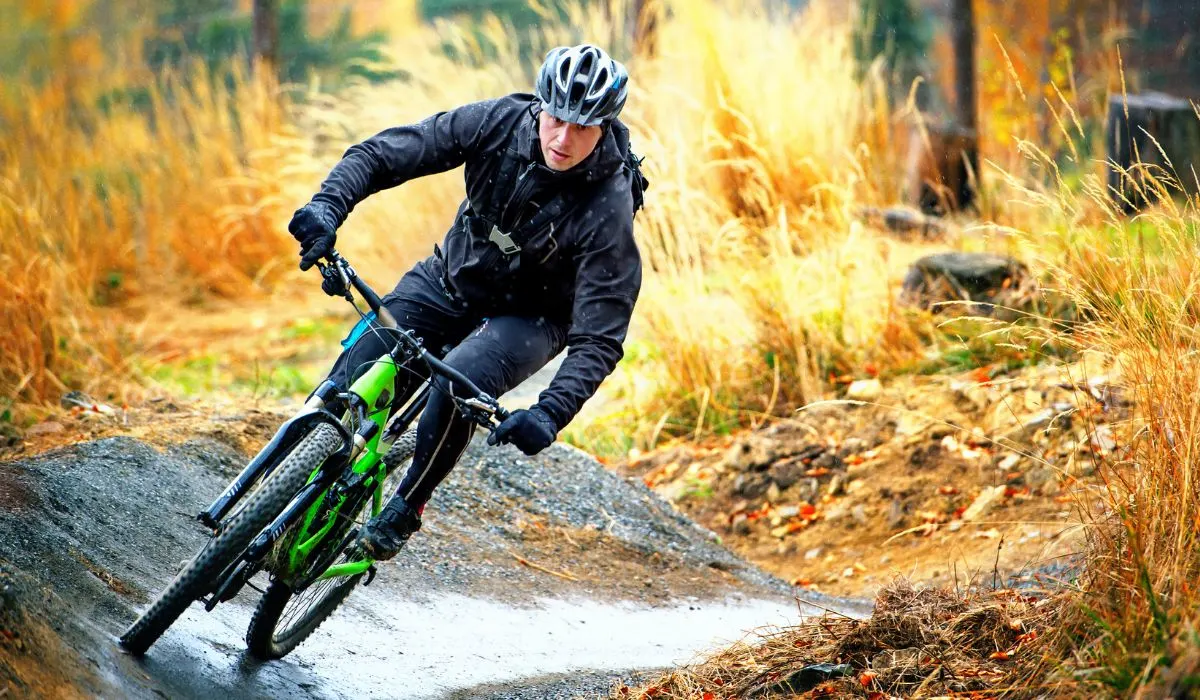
0 400 864 699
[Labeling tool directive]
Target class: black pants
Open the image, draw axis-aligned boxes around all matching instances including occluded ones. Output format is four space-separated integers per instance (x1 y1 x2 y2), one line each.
326 260 566 509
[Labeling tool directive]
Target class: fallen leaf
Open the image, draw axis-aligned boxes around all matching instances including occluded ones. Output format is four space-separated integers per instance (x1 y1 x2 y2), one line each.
938 485 959 495
989 651 1010 660
1016 629 1039 643
859 670 878 686
702 693 714 700
805 467 831 477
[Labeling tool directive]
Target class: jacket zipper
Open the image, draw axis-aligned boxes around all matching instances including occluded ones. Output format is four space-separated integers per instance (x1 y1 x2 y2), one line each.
500 162 539 232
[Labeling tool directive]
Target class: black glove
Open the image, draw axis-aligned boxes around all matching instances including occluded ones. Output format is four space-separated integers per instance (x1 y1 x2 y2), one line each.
487 406 558 456
288 202 338 271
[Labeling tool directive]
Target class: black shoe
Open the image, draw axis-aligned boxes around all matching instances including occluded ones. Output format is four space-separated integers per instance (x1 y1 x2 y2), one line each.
356 495 422 561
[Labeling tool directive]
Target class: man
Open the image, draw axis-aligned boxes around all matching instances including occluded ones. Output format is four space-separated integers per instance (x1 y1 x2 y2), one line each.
287 44 645 561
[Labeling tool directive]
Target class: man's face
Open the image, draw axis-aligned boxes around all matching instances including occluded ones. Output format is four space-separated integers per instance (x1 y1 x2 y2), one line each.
538 110 603 172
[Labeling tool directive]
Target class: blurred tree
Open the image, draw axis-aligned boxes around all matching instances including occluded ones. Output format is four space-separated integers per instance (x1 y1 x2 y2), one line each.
853 0 929 96
144 0 399 86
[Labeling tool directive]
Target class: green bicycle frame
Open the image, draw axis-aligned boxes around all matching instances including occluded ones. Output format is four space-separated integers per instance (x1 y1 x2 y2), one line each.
283 352 402 581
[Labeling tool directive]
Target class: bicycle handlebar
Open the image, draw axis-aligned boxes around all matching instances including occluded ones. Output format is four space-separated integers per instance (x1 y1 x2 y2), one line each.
315 250 510 426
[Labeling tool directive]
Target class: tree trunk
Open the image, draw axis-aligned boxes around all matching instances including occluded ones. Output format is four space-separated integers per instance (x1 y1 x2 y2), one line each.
252 0 279 76
1107 92 1200 213
949 0 978 206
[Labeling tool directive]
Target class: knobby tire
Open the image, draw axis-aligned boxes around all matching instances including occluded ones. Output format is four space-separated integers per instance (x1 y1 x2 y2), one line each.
118 423 343 655
244 429 417 659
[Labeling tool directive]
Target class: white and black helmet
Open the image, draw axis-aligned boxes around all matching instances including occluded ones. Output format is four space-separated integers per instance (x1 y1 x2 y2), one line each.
535 44 628 127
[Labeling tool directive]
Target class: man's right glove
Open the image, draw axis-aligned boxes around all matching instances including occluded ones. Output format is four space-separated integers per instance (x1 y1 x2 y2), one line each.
288 202 338 271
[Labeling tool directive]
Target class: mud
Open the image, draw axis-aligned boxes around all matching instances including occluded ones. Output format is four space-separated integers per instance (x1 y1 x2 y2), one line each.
0 415 864 698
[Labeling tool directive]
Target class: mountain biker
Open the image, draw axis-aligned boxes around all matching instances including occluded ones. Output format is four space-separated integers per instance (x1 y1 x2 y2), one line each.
287 44 646 562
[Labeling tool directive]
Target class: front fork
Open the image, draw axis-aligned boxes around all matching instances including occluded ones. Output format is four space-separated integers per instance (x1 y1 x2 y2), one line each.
202 389 380 609
197 380 346 530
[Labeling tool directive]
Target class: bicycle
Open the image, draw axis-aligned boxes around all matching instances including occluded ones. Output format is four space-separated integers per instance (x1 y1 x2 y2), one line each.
119 250 509 659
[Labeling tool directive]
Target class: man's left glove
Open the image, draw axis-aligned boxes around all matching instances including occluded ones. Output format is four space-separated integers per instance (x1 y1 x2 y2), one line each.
288 201 339 271
487 406 558 456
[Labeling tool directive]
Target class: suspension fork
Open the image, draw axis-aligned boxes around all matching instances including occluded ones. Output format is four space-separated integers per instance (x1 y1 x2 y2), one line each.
198 380 344 530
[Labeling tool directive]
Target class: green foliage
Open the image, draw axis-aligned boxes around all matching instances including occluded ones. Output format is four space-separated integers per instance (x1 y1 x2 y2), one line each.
145 0 400 87
852 0 929 88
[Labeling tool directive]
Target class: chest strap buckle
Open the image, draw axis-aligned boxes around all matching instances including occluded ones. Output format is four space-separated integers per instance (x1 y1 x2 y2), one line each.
488 225 522 255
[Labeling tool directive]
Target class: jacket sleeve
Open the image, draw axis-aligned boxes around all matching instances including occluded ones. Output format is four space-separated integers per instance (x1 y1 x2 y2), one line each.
309 98 506 226
536 202 642 430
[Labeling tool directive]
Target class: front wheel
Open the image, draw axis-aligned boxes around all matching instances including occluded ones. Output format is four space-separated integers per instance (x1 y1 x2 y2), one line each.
245 429 416 659
119 422 344 655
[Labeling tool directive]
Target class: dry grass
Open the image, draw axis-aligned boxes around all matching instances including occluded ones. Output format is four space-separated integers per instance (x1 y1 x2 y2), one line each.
1 58 298 413
610 579 1062 699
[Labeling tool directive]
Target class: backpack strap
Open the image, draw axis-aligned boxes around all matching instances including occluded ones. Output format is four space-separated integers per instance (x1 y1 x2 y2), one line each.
627 149 649 217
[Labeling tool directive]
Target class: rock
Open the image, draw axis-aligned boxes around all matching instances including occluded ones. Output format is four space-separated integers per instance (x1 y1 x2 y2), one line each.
722 437 776 472
823 504 848 522
804 547 823 560
899 252 1033 317
775 505 801 519
961 485 1007 522
765 482 782 504
857 205 948 239
733 473 771 499
1026 466 1058 492
768 460 804 490
837 437 868 457
827 473 845 497
852 504 868 525
846 379 883 402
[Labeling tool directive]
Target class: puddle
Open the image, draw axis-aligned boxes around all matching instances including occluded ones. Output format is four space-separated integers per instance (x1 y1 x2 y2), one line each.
129 588 815 699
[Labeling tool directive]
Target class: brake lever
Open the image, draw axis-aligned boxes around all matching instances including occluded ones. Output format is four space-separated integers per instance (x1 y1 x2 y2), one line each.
316 258 352 299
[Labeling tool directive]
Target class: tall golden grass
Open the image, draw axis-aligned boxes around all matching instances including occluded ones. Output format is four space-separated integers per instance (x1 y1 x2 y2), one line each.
1 60 299 410
999 149 1200 694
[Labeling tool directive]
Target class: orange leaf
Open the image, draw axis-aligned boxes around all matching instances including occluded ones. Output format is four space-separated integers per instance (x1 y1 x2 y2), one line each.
791 576 813 587
864 362 879 378
805 467 831 477
799 503 817 517
1016 629 1039 643
703 693 714 700
859 670 878 686
938 485 959 495
989 651 1010 661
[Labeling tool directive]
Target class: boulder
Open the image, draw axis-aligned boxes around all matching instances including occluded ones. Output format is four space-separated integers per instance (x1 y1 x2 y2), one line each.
900 251 1034 317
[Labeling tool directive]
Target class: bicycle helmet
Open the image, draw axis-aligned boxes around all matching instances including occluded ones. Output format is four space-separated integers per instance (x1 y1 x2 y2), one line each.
535 44 628 127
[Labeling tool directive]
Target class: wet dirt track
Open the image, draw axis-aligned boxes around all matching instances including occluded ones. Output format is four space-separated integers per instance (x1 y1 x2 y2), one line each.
0 410 866 699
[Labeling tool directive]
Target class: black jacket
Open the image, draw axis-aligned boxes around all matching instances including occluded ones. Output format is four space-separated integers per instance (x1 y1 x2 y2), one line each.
309 93 643 429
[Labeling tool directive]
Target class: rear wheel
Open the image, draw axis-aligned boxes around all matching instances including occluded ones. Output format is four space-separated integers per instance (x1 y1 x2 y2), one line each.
245 429 417 659
119 423 343 655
